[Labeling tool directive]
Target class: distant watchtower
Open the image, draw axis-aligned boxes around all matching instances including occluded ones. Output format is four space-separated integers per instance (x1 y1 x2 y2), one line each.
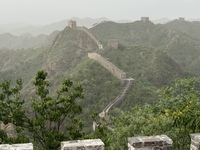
179 17 185 21
141 17 149 22
108 39 119 49
68 20 77 28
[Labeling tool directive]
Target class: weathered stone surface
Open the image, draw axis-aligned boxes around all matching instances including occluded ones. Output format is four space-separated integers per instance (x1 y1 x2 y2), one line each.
190 133 200 150
141 137 163 147
0 144 10 150
61 139 104 150
128 135 173 150
159 135 173 145
0 143 33 150
128 137 142 148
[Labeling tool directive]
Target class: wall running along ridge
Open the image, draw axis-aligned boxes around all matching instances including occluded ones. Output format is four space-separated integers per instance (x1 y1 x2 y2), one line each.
76 27 103 49
88 53 126 79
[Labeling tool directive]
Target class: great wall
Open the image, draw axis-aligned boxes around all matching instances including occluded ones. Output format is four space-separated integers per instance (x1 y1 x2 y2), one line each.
88 53 134 119
68 20 134 120
68 20 103 49
1 19 200 150
88 53 126 79
3 133 200 149
76 27 103 49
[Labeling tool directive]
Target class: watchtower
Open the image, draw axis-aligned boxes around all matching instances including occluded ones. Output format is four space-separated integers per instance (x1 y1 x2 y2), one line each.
108 39 119 49
68 20 77 28
179 17 185 21
141 17 150 22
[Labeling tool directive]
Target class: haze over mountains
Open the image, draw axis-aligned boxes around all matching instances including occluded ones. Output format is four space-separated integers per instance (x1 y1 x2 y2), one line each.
1 17 200 36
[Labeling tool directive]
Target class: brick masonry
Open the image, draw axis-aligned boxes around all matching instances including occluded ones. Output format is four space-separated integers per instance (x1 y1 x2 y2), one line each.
61 139 104 150
88 53 126 79
128 135 173 150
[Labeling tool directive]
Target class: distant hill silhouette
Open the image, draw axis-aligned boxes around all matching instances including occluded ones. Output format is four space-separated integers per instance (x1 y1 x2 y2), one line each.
0 17 108 36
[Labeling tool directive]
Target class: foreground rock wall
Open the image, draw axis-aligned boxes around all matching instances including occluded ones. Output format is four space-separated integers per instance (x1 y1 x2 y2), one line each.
2 133 200 149
128 135 173 150
61 139 104 150
191 133 200 150
0 143 33 150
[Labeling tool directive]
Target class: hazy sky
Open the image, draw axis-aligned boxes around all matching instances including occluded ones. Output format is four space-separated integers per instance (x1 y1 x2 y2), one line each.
0 0 199 25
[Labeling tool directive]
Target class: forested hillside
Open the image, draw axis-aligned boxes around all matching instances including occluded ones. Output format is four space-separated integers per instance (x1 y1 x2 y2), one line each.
164 19 200 40
90 21 200 76
0 20 199 138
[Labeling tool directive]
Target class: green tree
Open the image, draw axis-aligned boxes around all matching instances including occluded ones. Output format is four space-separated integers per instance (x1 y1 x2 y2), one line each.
155 78 200 149
102 78 199 150
0 70 84 150
104 105 172 149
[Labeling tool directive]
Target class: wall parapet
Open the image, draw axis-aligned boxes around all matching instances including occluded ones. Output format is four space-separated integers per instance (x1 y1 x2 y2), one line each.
128 135 173 150
61 139 104 150
0 143 33 150
2 133 200 149
191 133 200 150
76 27 103 49
88 53 126 79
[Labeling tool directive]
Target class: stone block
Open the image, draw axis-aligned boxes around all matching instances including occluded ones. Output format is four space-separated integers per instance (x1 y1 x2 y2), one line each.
61 139 104 150
190 133 200 150
0 143 33 150
0 144 10 150
128 137 142 148
128 135 172 150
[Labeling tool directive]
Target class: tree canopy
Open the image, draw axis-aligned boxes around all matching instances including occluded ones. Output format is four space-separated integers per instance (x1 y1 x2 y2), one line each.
0 70 84 150
96 78 200 150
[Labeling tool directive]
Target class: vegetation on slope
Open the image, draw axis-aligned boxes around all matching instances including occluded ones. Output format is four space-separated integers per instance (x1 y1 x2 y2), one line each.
0 20 199 141
98 45 190 110
99 78 200 150
0 70 84 150
164 19 200 40
90 21 200 76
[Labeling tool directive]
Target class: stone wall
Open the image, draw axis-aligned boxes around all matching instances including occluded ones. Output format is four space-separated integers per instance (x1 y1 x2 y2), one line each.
102 80 133 114
88 53 126 79
76 27 103 49
190 133 200 150
3 134 200 149
67 21 103 49
108 39 119 49
128 135 173 150
0 143 33 150
68 20 77 28
61 139 104 150
141 17 150 22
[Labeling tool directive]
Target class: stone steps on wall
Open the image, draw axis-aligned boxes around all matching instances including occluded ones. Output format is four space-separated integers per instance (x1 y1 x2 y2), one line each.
76 27 103 49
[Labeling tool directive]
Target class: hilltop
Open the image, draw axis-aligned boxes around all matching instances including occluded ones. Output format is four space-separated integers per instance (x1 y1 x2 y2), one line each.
164 19 200 40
